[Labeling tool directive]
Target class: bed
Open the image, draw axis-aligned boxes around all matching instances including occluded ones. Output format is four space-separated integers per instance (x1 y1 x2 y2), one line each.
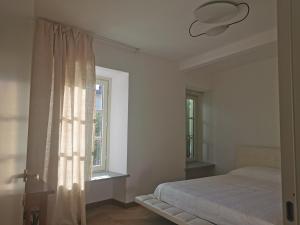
135 146 282 225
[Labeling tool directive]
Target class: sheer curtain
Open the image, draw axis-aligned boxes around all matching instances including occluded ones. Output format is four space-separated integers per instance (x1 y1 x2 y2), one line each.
27 19 95 225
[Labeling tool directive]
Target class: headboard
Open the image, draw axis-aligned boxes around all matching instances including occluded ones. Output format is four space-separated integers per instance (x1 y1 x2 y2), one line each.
236 145 281 169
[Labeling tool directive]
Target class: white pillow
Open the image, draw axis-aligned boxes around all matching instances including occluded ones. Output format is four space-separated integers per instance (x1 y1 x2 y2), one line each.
229 166 281 183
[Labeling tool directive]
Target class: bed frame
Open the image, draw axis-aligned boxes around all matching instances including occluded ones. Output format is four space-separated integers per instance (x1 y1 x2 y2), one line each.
135 194 214 225
236 145 281 169
135 145 281 225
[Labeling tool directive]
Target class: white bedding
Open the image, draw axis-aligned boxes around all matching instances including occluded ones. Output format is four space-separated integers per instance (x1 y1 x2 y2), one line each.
154 167 282 225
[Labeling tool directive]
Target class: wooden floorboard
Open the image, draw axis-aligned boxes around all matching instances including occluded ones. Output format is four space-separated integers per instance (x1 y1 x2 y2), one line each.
87 204 176 225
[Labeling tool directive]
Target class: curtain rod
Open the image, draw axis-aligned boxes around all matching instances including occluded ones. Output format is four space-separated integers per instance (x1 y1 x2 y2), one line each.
30 17 140 53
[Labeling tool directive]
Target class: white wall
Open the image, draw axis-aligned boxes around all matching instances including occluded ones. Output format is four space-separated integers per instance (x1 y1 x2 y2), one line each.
85 177 127 204
108 71 129 174
185 56 280 173
86 42 186 203
85 179 113 203
213 57 280 173
0 1 34 224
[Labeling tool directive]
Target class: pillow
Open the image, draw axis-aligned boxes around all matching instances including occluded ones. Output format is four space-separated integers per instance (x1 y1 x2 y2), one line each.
229 166 281 183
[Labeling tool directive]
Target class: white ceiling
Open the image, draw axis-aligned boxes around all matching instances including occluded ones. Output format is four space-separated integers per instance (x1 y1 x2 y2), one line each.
35 0 277 61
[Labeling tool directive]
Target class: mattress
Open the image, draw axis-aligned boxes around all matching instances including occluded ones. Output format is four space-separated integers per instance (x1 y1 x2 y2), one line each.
154 167 282 225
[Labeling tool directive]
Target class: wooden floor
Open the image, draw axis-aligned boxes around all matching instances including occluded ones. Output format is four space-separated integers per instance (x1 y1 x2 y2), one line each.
87 204 175 225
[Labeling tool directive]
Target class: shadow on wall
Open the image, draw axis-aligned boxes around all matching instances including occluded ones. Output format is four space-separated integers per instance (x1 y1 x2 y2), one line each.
0 72 31 225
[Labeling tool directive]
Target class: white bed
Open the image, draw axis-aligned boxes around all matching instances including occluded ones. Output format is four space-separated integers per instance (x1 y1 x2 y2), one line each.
135 146 282 225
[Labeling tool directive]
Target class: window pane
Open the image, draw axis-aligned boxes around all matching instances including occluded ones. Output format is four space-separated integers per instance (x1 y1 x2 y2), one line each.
186 135 194 159
95 111 103 138
93 138 102 166
188 118 194 136
186 98 194 118
93 80 109 171
186 136 190 158
96 83 104 110
189 136 194 159
186 97 195 160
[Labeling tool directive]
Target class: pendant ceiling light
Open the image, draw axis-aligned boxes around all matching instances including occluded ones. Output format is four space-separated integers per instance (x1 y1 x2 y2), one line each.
205 25 229 36
189 1 250 37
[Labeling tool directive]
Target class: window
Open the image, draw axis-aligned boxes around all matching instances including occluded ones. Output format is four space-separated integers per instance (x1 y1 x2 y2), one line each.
186 90 203 161
93 79 110 172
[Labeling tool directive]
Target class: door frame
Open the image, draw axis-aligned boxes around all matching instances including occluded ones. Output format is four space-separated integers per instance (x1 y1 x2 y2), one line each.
278 0 300 223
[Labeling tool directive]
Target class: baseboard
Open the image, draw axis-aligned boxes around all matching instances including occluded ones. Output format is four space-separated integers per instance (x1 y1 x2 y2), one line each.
86 199 138 210
86 199 115 210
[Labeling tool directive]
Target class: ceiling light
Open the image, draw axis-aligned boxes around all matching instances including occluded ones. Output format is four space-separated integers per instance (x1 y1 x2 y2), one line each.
194 1 239 24
205 25 229 36
189 1 250 37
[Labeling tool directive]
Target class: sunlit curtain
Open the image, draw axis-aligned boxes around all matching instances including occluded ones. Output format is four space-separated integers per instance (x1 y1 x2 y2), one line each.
27 19 95 225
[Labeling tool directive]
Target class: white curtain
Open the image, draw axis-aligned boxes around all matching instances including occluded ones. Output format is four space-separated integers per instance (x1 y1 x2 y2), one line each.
27 19 95 225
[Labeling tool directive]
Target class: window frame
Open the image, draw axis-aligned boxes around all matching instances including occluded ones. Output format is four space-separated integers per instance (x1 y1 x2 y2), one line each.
185 90 203 162
92 78 110 172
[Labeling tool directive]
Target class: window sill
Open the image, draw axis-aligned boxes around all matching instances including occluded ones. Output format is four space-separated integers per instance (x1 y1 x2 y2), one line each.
90 171 129 181
185 161 215 170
